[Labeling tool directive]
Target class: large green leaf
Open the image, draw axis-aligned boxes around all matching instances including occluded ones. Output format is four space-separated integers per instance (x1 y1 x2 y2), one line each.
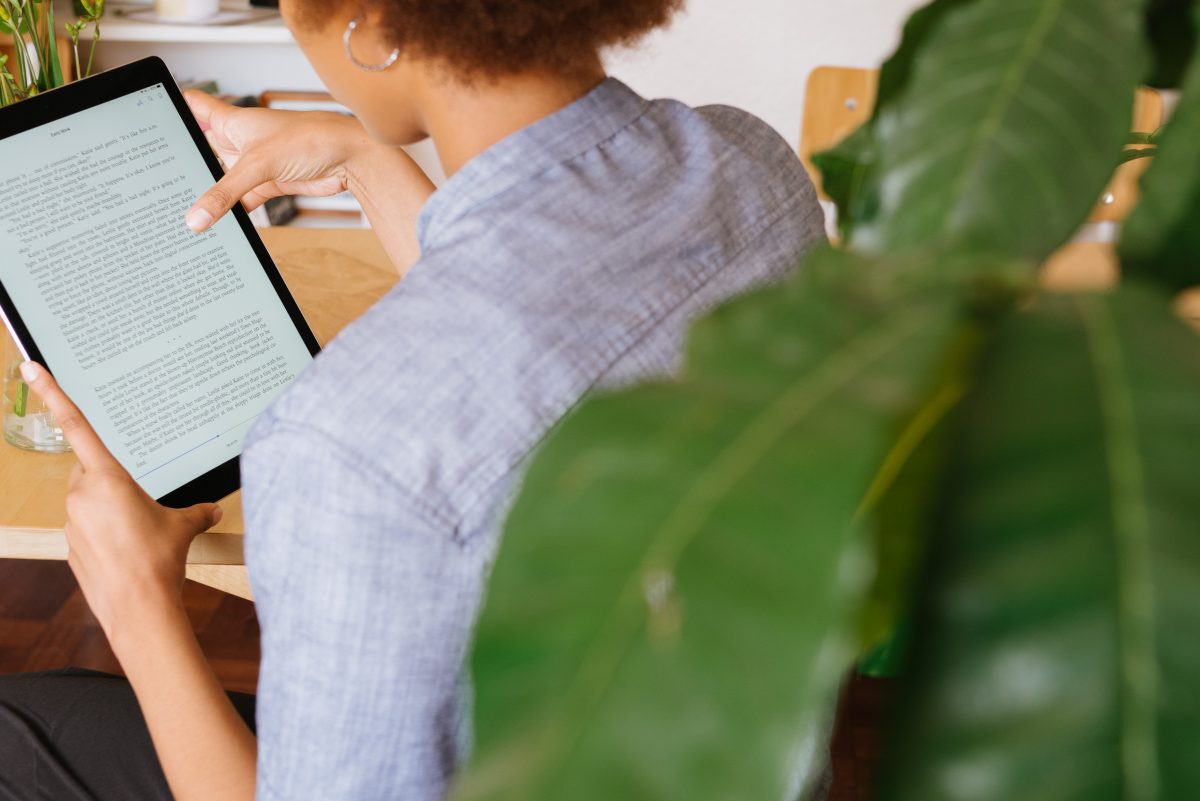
1120 47 1200 294
812 0 974 239
855 367 966 671
879 284 1200 801
853 306 996 673
812 124 876 243
854 274 1021 677
847 0 1145 262
454 250 967 801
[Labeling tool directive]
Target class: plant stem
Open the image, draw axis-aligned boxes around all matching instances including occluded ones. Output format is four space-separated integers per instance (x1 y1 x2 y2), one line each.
16 2 34 91
13 380 27 417
85 19 97 77
36 0 51 89
14 1 37 95
3 1 29 92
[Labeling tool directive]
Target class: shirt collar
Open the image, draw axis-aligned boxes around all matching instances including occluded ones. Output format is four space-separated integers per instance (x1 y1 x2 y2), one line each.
416 77 650 250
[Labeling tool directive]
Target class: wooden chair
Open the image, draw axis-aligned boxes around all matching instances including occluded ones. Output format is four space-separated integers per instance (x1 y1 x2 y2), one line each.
799 67 878 205
798 66 1164 224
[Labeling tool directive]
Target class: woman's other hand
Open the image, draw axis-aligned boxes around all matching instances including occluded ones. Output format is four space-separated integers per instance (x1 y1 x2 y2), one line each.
183 91 372 232
18 362 223 643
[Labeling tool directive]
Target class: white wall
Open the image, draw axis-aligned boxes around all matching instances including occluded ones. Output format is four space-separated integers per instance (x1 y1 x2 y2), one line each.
607 0 928 147
99 0 927 151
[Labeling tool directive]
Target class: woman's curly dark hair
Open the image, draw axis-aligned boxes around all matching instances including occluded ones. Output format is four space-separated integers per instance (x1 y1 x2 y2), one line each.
297 0 685 78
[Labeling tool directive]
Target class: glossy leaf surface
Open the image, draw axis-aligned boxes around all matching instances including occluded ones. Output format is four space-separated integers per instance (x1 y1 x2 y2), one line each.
812 0 972 240
855 374 963 667
880 285 1200 801
843 0 1145 262
1121 51 1200 293
455 251 965 801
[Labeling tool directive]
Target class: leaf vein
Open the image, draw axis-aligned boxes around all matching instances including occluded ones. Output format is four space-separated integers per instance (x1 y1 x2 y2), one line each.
1078 295 1160 801
532 302 938 793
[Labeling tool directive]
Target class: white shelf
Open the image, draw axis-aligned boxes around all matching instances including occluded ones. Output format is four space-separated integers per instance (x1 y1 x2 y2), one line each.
64 2 295 45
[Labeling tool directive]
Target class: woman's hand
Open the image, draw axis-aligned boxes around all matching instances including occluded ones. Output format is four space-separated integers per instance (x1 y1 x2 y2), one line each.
184 91 435 275
19 362 223 644
21 364 257 801
183 91 375 232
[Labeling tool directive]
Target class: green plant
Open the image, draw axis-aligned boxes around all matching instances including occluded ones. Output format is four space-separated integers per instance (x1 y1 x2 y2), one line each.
64 0 102 84
0 0 101 107
454 1 1200 800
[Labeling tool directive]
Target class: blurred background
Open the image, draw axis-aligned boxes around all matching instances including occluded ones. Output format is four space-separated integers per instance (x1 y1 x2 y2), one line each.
91 0 927 188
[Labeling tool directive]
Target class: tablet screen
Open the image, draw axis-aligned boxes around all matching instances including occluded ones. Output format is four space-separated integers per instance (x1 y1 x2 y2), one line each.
0 82 315 500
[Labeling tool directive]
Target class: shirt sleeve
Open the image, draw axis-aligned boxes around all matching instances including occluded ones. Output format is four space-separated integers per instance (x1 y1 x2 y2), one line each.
240 422 491 801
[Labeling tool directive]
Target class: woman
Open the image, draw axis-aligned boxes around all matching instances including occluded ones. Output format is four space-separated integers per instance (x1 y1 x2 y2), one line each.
0 0 824 799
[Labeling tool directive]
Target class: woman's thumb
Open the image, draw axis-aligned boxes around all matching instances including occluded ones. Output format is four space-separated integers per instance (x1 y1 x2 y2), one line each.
181 502 224 532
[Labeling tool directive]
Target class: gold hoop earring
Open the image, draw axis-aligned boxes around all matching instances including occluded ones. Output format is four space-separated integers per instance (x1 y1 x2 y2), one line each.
343 17 400 73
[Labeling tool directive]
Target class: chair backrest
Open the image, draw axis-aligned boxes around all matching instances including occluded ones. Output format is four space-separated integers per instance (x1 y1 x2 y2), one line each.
799 67 877 203
799 65 1164 224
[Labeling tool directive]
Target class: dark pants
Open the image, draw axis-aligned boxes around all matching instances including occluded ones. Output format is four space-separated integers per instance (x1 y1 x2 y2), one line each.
0 668 255 801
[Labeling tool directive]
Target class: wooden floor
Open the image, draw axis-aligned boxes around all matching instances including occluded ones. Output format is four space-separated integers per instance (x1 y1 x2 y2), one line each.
0 559 260 694
0 559 889 799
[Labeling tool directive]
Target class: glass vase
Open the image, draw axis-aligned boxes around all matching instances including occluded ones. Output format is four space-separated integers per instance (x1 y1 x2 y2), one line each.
2 333 71 453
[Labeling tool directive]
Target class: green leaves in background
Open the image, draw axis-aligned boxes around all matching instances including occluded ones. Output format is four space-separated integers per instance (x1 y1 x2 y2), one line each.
0 0 101 107
0 0 57 90
1144 0 1197 88
0 0 37 37
817 0 1146 263
65 0 102 82
879 284 1200 801
1121 48 1200 293
41 0 63 90
454 250 967 801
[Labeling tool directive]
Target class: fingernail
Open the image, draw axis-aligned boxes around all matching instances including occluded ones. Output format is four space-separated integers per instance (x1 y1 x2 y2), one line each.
19 361 40 383
211 506 224 525
186 208 213 232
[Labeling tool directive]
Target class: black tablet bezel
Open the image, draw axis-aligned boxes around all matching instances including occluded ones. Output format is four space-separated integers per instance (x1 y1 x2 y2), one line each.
0 57 321 508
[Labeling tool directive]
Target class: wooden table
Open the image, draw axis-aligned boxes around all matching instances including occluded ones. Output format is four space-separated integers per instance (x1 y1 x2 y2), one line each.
3 234 1195 602
0 227 398 600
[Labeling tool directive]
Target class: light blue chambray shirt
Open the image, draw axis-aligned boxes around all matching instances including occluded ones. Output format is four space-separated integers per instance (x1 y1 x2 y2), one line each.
240 78 825 800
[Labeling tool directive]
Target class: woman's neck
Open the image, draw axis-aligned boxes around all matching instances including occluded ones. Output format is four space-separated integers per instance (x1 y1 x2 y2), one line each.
418 67 608 177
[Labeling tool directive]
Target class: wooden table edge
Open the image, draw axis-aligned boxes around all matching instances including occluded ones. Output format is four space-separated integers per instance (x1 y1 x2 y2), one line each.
0 527 245 566
0 526 253 600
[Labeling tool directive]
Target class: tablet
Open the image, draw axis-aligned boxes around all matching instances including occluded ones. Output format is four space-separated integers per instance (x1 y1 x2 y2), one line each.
0 57 320 508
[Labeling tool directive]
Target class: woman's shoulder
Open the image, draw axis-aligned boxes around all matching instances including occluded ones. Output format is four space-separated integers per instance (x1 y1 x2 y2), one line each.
641 93 810 183
602 92 820 244
243 90 825 535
